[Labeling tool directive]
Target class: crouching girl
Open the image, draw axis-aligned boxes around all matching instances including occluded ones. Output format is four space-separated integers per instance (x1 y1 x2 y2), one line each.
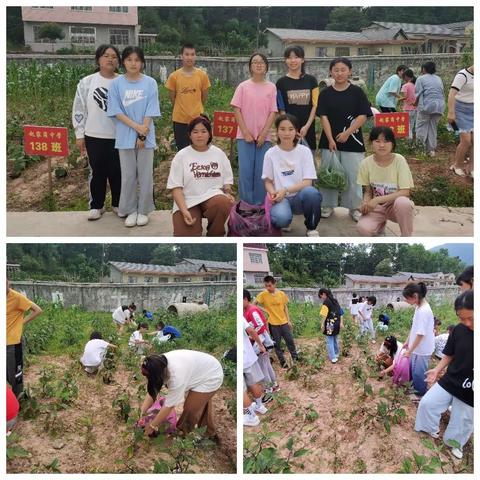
262 114 322 236
167 115 235 236
139 350 223 438
357 126 414 236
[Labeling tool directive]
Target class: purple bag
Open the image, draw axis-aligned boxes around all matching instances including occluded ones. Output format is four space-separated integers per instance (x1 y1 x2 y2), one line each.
227 196 281 237
135 396 177 434
392 353 410 386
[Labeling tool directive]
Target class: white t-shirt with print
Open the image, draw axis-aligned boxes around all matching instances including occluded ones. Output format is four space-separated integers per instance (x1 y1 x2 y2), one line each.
262 144 317 196
80 339 109 367
167 145 234 213
162 350 223 407
128 330 143 347
407 303 435 356
434 333 449 358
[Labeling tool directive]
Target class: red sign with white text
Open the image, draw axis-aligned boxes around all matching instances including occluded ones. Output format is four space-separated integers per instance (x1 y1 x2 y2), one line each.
374 113 409 138
23 125 69 157
213 111 237 139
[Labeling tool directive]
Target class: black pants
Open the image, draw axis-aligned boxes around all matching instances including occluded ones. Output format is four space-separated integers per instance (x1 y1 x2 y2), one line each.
269 323 298 364
7 343 23 398
379 107 397 113
85 135 121 209
173 122 191 151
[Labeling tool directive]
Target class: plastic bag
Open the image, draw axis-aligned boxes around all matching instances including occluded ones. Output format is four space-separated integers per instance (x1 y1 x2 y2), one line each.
392 353 410 386
135 396 177 434
317 151 348 191
227 196 280 237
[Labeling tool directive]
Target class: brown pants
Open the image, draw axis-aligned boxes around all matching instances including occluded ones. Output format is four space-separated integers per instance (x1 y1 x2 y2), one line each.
176 390 217 437
173 195 234 236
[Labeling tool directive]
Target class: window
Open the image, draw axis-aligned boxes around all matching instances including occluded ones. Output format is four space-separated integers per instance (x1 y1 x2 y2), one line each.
70 26 95 44
32 6 53 8
109 28 129 45
358 47 369 56
315 47 327 57
380 284 389 289
158 277 169 283
70 7 93 11
335 47 350 56
144 276 153 283
203 276 212 281
249 253 263 264
109 7 129 13
128 276 137 284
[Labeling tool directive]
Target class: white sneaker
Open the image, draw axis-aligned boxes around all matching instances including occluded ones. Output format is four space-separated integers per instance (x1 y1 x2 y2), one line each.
112 206 126 218
428 150 436 157
350 209 362 222
88 208 104 221
331 358 338 364
252 402 268 415
281 226 292 232
306 229 319 237
321 207 333 218
243 412 260 427
136 214 149 226
428 431 439 439
125 212 137 227
451 447 463 459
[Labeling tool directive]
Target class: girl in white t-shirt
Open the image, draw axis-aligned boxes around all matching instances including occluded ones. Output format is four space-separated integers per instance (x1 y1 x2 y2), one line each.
139 351 224 438
402 282 435 398
72 44 121 222
129 322 150 355
112 305 133 333
167 115 235 236
349 292 360 323
80 331 117 373
376 335 403 374
262 114 322 236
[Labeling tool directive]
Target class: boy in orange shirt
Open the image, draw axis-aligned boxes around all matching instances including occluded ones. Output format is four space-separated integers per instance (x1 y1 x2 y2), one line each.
165 43 211 150
7 280 43 397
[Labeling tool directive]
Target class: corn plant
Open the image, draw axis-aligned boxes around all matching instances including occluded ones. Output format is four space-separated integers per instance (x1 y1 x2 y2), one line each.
7 433 30 461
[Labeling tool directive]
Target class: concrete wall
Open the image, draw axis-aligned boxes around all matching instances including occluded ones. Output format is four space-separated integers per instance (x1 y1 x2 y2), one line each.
247 285 461 308
11 280 236 312
7 53 463 88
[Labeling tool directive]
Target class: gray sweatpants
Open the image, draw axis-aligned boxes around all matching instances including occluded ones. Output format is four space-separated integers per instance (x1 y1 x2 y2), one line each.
256 352 276 386
415 111 442 153
319 149 363 210
118 148 155 216
415 383 473 450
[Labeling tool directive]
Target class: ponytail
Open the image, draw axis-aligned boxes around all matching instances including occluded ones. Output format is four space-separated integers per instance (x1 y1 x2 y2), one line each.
318 288 341 311
141 354 168 400
402 282 427 302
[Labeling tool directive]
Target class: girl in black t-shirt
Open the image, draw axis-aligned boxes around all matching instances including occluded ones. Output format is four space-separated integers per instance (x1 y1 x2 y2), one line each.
316 57 372 221
414 290 473 460
319 288 343 363
276 46 319 151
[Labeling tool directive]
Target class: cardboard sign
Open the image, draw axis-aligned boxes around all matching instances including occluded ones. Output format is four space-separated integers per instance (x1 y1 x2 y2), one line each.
213 111 237 139
23 125 69 157
374 112 409 138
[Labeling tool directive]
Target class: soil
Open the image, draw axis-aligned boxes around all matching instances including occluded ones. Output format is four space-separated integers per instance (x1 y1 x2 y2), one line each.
244 338 473 474
6 138 470 211
7 354 236 474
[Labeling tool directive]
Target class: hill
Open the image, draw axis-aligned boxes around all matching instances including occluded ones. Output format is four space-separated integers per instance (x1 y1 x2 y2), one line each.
429 243 473 265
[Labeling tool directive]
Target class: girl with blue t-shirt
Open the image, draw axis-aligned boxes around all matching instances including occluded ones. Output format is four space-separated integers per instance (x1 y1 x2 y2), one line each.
107 46 161 228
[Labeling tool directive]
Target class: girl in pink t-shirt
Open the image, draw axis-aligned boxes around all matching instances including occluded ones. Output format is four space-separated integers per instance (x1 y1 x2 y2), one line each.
231 53 278 205
400 69 417 141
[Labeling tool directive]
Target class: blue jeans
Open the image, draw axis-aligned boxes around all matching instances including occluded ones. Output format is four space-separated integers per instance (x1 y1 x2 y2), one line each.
237 139 271 205
325 335 339 361
270 186 322 230
410 353 431 396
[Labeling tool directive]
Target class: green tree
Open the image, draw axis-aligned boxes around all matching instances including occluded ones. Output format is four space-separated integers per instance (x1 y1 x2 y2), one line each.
374 258 394 276
37 23 65 53
326 7 369 32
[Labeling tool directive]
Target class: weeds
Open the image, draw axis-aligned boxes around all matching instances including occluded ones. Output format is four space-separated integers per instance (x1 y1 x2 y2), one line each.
112 391 132 422
7 433 31 460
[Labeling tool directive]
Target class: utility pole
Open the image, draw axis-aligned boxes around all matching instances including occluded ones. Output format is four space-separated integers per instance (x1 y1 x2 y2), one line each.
256 6 261 50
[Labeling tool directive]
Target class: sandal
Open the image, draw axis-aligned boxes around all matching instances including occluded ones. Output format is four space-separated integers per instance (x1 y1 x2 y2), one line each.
449 165 466 177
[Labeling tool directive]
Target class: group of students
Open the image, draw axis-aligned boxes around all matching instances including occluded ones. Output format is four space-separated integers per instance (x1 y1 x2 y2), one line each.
243 265 473 460
72 42 425 237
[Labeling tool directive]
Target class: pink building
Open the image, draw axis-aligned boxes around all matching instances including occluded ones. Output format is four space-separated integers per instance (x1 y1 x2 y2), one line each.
22 6 139 52
243 244 271 286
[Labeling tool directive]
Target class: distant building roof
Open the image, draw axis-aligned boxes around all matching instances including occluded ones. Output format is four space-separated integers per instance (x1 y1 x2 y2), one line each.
439 21 473 32
266 27 417 45
180 258 237 271
108 261 208 276
345 274 406 284
367 21 463 36
244 244 269 250
397 271 450 279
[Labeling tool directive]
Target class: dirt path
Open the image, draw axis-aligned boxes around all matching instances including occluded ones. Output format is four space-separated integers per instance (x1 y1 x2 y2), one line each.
245 338 473 474
8 354 236 474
